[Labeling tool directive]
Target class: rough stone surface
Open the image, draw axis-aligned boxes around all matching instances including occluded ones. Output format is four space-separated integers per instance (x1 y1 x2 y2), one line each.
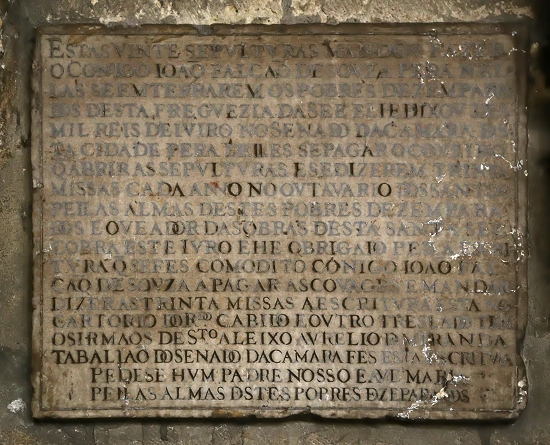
146 424 214 445
290 0 533 23
0 0 549 443
21 0 284 26
31 24 528 421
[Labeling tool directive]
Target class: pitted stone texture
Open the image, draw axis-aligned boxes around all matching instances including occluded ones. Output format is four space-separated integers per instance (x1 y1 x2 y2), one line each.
0 23 33 352
0 428 50 445
0 426 92 445
289 424 483 445
212 424 243 445
144 424 214 445
363 427 483 445
489 433 548 445
16 0 532 27
94 424 143 445
20 0 283 26
243 424 290 445
290 0 532 23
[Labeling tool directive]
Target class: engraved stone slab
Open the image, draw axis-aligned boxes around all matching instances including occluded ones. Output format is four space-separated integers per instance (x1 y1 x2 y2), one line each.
32 24 528 419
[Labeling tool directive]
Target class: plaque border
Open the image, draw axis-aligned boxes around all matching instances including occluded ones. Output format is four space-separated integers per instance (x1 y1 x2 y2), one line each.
31 23 529 420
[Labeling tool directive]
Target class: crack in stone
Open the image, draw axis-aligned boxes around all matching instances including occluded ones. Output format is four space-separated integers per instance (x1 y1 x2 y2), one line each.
396 372 469 419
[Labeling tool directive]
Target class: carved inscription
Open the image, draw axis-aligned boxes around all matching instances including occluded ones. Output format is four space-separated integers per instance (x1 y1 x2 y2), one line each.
32 25 527 419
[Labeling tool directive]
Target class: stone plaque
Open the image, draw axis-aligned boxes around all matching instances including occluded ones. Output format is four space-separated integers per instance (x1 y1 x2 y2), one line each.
31 24 528 419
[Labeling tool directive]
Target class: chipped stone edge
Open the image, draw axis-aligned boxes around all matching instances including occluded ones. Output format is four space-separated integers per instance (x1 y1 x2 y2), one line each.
511 22 529 419
35 22 527 37
30 26 48 417
31 27 46 421
31 22 529 420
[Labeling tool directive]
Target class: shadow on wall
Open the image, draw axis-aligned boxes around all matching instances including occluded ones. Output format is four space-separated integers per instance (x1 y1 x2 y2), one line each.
528 0 550 276
530 0 550 85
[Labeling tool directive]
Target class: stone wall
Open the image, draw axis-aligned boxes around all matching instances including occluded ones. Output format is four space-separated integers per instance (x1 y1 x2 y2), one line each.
0 0 549 443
